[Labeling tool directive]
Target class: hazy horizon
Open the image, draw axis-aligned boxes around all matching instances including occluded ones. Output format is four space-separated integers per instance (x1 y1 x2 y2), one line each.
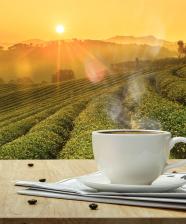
0 34 183 47
0 35 179 48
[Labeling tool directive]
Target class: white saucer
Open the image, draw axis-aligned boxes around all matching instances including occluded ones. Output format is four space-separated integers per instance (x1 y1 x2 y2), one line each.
78 172 186 193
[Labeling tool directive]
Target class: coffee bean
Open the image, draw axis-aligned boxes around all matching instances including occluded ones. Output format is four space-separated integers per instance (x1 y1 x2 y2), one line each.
28 163 34 167
89 203 98 210
172 171 177 173
39 178 46 182
27 199 37 205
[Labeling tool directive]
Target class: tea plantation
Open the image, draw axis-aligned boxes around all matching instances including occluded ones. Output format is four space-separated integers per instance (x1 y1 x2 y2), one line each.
0 59 186 159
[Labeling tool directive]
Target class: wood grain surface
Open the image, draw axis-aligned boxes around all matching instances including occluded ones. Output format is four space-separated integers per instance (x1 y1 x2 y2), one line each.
0 160 186 224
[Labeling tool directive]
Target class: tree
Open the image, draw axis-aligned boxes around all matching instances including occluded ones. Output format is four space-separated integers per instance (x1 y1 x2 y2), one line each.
8 43 30 51
40 80 48 85
177 40 185 58
8 77 34 86
52 69 75 83
135 57 140 68
8 79 16 84
0 77 4 84
16 76 34 85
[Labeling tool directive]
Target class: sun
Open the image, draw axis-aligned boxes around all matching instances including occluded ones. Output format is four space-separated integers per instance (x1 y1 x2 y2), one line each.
55 24 65 34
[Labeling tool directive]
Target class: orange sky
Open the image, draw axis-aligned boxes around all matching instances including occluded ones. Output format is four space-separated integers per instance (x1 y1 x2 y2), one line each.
1 0 185 43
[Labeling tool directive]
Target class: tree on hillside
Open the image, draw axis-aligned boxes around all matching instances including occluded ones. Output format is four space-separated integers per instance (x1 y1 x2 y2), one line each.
8 43 31 51
0 78 4 84
8 79 16 85
8 77 34 86
16 77 34 85
52 69 75 83
177 40 186 58
135 57 140 68
40 80 48 85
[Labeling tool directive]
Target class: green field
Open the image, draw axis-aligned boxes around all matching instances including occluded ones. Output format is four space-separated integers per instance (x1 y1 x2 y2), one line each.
0 59 185 159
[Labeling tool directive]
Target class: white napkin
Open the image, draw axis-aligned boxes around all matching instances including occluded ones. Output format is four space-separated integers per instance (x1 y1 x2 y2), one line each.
15 172 186 210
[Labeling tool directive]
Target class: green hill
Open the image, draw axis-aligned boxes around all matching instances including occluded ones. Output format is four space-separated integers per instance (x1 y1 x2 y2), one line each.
0 58 185 159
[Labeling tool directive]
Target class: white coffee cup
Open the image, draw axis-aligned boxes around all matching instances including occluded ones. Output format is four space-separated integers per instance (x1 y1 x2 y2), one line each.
92 129 186 185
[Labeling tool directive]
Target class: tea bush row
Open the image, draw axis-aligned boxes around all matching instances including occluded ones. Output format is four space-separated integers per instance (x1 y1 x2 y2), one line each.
0 78 93 113
0 74 126 113
0 92 83 127
0 101 87 159
0 79 89 112
0 84 89 125
172 66 186 78
0 79 122 129
152 70 186 105
59 92 123 159
0 105 62 147
0 72 124 121
0 101 65 128
0 80 122 143
126 85 186 158
0 73 126 117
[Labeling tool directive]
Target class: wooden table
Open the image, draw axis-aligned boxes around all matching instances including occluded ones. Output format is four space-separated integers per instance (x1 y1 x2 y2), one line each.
0 160 186 224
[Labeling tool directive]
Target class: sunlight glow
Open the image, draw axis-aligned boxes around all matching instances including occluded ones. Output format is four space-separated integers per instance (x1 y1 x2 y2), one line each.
55 25 65 34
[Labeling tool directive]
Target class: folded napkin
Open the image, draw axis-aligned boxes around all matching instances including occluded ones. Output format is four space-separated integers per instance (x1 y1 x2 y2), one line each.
15 172 186 210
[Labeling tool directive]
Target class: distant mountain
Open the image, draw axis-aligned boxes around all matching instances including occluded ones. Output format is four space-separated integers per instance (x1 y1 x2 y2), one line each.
0 42 14 49
21 39 46 46
106 35 169 45
105 35 177 52
3 35 178 51
0 39 46 49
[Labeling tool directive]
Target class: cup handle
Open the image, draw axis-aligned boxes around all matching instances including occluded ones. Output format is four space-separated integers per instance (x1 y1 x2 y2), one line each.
164 137 186 172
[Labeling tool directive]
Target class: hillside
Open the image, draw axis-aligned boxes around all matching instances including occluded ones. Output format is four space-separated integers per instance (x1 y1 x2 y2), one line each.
0 38 176 82
0 58 185 159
